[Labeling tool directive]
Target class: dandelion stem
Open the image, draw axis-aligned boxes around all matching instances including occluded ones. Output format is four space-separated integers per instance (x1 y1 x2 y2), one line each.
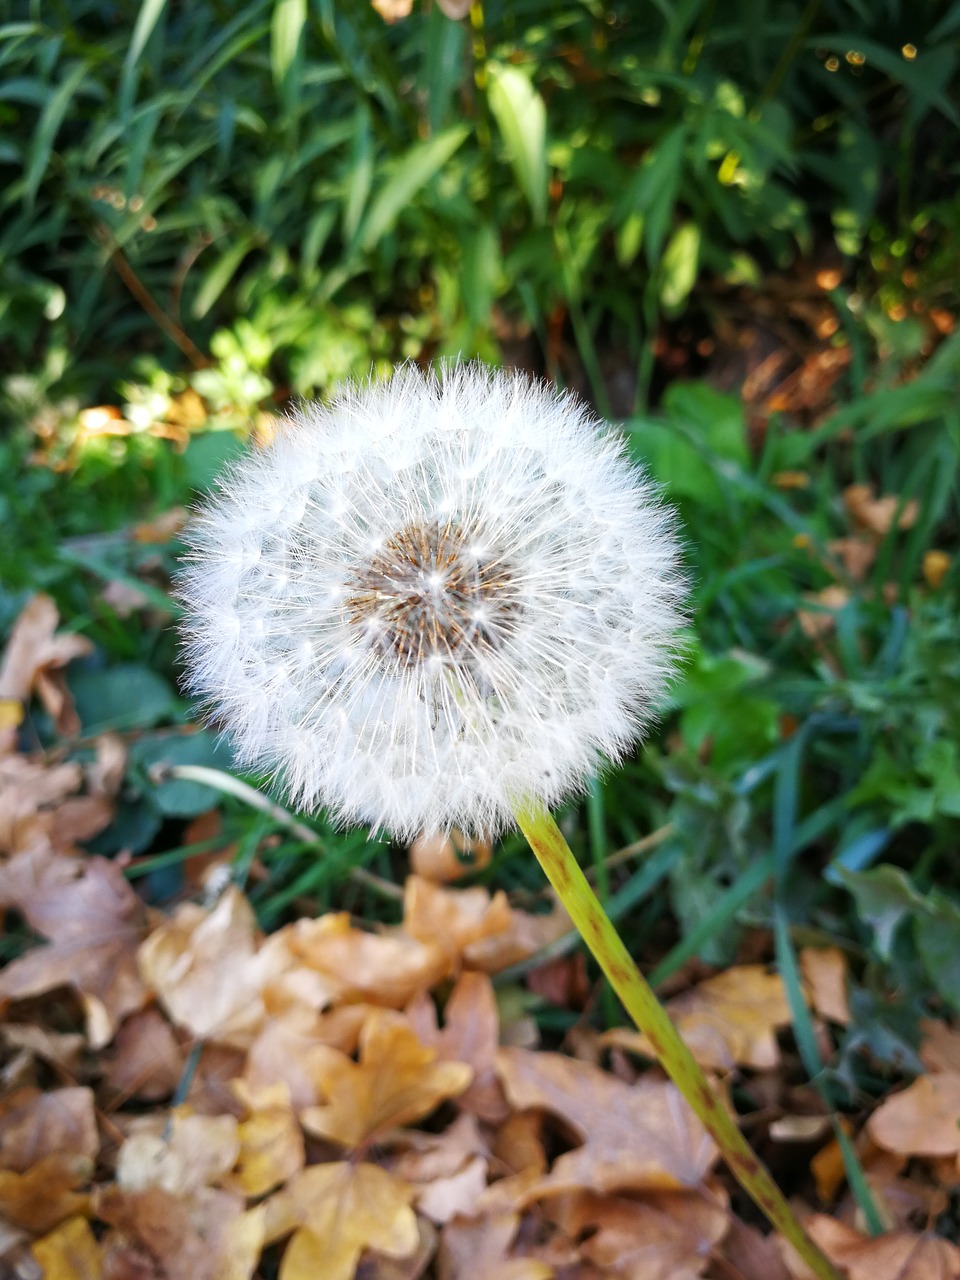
514 797 844 1280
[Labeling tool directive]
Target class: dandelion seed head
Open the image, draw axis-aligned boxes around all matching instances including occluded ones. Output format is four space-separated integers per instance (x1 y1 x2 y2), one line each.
179 363 686 838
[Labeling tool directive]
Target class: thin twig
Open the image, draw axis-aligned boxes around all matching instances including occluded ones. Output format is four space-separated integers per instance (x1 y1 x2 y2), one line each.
107 240 209 369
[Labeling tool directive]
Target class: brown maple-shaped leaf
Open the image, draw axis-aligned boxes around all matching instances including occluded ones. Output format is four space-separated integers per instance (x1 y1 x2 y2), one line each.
600 965 794 1071
0 594 92 740
244 1004 370 1110
496 1047 717 1198
0 757 89 857
868 1072 960 1159
403 876 513 966
285 912 448 1008
0 1087 98 1173
390 1113 490 1225
437 1211 553 1280
104 1007 186 1102
920 1020 960 1074
783 1215 960 1280
138 885 309 1048
301 1009 472 1148
31 1215 103 1280
263 1162 419 1280
463 897 571 974
0 848 148 1046
95 1183 263 1280
800 947 851 1026
0 1153 92 1233
407 970 508 1121
555 1188 729 1280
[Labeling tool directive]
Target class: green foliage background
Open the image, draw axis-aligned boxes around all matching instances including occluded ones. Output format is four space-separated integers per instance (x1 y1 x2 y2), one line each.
2 0 960 1119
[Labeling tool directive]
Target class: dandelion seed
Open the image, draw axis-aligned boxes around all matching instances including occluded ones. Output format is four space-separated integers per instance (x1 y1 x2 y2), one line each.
178 363 685 838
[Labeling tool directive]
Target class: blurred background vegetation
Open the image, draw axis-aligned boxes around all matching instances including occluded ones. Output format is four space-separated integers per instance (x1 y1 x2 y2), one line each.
2 0 959 1091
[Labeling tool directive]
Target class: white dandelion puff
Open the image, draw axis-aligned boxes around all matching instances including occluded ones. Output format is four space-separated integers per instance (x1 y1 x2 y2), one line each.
178 363 686 839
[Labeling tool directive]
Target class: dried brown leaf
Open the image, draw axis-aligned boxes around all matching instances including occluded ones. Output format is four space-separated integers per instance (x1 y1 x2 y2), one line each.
403 876 513 966
463 898 571 974
96 1184 263 1280
868 1072 960 1158
301 1009 472 1148
844 485 919 537
407 970 508 1121
920 1020 960 1074
116 1110 240 1195
0 595 92 740
800 947 851 1025
0 849 148 1046
263 1162 418 1280
601 966 794 1071
0 1154 92 1233
496 1048 717 1198
0 1087 97 1173
438 1211 553 1280
244 1004 369 1110
138 886 298 1047
105 1008 185 1102
784 1215 960 1280
559 1189 729 1280
286 912 447 1008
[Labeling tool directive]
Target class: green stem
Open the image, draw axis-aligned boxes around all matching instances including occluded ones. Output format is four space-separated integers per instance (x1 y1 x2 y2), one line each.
513 798 843 1280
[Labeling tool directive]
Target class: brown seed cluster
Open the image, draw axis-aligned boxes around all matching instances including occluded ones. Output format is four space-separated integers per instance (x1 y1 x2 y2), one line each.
346 520 517 669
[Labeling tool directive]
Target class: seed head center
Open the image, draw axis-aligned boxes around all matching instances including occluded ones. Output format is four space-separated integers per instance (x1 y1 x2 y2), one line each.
346 520 516 668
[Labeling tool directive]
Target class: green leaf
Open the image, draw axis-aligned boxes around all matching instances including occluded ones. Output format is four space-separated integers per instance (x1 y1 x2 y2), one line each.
25 60 92 206
69 665 179 734
487 62 548 224
622 122 686 266
840 865 926 961
660 220 700 313
662 384 749 466
192 236 256 319
357 125 469 252
915 891 960 1015
130 731 235 817
121 0 168 110
271 0 306 114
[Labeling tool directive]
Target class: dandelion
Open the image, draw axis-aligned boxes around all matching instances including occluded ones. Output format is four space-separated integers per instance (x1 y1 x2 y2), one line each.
178 361 844 1279
179 362 684 839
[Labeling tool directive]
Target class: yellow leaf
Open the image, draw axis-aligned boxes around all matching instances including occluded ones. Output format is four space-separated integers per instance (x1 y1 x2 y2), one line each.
31 1216 102 1280
227 1080 304 1197
264 1162 418 1280
301 1009 472 1148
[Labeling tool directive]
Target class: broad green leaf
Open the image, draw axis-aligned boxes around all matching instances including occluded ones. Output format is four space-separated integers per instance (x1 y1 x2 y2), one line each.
130 732 236 818
840 865 925 961
487 62 547 224
69 665 179 734
662 384 749 465
915 891 960 1015
357 125 469 252
660 220 700 312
